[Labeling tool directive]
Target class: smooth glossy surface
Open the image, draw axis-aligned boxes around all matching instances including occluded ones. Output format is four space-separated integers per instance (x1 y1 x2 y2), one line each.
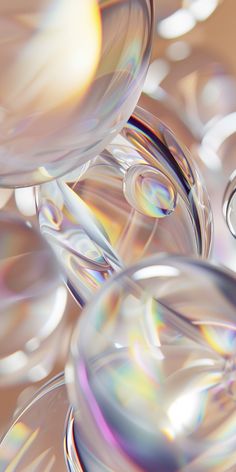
0 374 75 472
0 214 67 385
66 255 236 472
0 0 153 187
37 107 212 304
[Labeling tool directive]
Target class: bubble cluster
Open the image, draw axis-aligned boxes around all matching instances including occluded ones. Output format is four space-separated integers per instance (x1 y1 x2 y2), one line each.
0 214 67 385
66 255 236 472
37 107 212 304
0 0 153 187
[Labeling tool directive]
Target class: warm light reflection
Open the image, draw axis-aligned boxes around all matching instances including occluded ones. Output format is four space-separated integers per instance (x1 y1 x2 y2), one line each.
1 0 102 113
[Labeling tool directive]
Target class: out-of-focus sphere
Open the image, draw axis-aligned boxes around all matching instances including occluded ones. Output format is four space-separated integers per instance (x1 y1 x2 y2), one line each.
157 0 222 39
37 107 212 304
0 1 153 187
143 47 236 134
0 374 73 472
0 215 67 385
66 255 236 472
141 46 236 271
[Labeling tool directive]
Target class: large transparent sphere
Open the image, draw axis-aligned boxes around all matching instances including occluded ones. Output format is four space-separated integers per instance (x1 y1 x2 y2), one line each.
66 255 236 472
0 214 67 385
0 1 154 187
37 107 212 305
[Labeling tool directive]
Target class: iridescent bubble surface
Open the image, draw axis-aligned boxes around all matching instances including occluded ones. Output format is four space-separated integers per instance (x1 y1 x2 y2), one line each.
0 0 153 187
66 255 236 472
0 374 75 472
37 107 212 304
0 214 67 385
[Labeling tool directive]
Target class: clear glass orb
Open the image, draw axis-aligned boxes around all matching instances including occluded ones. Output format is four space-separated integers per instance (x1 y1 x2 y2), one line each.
0 214 67 385
36 107 212 305
0 0 154 187
66 255 236 472
0 374 75 472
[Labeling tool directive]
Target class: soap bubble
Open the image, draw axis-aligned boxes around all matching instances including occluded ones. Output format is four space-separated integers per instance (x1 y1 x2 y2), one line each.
0 0 153 187
0 214 67 385
0 374 74 472
66 255 236 472
37 107 212 305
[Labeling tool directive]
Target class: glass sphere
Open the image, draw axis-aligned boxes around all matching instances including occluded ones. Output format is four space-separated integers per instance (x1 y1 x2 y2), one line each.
66 255 236 472
37 107 212 305
0 374 75 472
0 214 67 385
0 1 154 187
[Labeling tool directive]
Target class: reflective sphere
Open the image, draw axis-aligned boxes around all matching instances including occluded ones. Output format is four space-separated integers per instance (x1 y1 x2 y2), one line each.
0 374 73 472
37 107 212 304
0 214 67 385
66 255 236 472
0 1 153 187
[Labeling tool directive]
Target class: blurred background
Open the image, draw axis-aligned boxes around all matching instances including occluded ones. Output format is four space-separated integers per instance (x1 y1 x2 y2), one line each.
0 0 236 440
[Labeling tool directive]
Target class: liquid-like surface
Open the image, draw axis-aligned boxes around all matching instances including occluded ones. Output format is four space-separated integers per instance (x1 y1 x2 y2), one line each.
0 374 76 472
0 214 67 385
37 107 212 305
0 0 153 186
66 255 236 472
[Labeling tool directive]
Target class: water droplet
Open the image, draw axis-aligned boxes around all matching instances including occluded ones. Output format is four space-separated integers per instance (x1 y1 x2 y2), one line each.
123 164 177 218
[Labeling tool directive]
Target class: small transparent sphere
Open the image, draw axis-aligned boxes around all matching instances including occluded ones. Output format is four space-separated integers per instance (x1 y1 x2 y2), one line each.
0 214 67 385
0 374 75 472
37 107 212 305
66 255 236 472
0 0 154 187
